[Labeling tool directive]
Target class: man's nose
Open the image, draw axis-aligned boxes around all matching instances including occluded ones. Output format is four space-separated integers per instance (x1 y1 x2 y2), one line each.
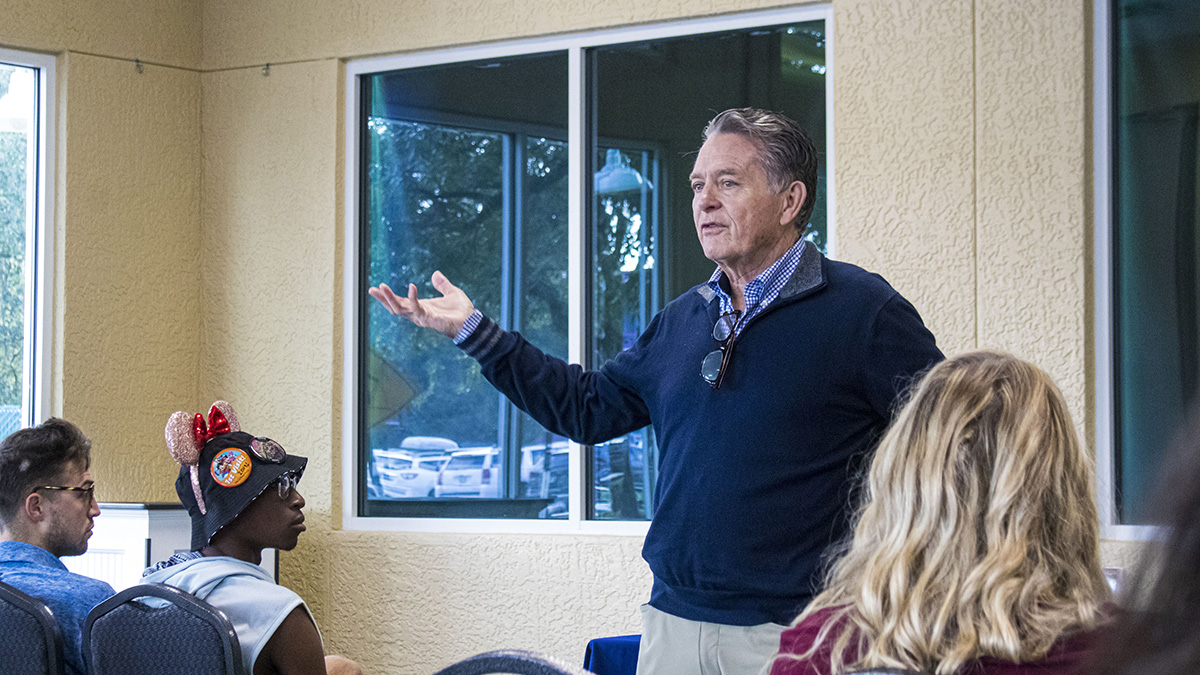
292 490 306 509
696 184 720 210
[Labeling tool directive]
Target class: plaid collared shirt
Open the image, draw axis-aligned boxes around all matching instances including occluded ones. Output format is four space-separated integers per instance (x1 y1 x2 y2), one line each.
705 237 807 338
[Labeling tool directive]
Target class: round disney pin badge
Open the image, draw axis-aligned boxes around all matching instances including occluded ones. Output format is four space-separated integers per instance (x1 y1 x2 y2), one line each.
211 447 252 487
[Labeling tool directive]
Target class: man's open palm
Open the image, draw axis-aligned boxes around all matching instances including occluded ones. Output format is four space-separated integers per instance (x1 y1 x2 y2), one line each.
368 271 475 338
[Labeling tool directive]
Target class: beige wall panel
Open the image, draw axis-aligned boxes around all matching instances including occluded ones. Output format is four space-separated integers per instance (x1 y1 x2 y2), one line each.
199 0 791 71
200 57 341 622
975 0 1088 417
62 54 201 502
313 531 648 673
832 0 976 356
199 58 339 509
0 0 67 53
0 0 200 69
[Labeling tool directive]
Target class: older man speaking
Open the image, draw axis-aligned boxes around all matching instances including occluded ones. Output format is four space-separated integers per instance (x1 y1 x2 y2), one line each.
370 108 942 674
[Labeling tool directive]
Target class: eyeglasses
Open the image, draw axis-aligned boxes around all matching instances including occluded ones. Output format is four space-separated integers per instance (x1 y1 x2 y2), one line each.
273 473 299 499
700 311 739 389
33 483 96 503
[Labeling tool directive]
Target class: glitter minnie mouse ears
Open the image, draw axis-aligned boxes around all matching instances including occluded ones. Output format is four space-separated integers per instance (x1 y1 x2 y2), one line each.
165 401 242 515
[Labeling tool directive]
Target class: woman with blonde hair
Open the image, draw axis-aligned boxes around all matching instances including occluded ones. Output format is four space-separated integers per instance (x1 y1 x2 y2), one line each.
771 351 1111 675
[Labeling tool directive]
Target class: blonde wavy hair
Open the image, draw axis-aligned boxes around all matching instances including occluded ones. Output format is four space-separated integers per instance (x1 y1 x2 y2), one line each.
778 351 1111 675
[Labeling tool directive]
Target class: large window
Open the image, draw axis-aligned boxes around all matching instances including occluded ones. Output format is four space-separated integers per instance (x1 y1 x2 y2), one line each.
347 8 831 523
0 49 52 436
1099 0 1200 528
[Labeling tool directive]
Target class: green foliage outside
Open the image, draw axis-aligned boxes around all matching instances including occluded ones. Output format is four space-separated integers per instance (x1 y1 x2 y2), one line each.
0 64 27 406
0 134 26 405
365 119 571 451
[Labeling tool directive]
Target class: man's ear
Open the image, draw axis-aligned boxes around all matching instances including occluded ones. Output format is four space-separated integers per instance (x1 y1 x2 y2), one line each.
22 491 47 524
779 180 807 227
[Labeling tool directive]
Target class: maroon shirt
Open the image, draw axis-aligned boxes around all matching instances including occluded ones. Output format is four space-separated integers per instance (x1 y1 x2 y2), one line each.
771 606 1100 675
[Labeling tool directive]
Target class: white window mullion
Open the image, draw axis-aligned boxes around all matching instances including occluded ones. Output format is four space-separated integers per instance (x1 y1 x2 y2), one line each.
567 45 585 525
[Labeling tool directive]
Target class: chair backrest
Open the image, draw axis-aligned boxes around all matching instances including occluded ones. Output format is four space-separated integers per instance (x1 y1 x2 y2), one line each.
0 580 65 675
84 582 247 675
433 649 595 675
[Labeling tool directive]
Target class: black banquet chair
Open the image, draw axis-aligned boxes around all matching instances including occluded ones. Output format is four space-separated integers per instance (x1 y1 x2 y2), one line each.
84 582 246 675
0 579 64 675
433 649 595 675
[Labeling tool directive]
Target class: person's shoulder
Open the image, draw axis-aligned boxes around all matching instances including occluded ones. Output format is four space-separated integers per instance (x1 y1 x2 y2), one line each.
2 564 113 611
974 625 1105 675
822 257 902 300
778 606 849 654
774 606 849 675
63 568 116 597
664 281 713 310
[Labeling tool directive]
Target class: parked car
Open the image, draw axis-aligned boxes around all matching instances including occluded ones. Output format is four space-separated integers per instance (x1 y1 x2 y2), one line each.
520 440 570 496
373 436 457 499
434 446 502 498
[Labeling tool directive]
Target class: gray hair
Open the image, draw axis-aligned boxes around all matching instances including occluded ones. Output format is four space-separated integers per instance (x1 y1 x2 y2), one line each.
703 108 818 231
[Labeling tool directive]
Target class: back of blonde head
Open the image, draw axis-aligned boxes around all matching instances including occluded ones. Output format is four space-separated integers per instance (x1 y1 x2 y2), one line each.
783 351 1110 675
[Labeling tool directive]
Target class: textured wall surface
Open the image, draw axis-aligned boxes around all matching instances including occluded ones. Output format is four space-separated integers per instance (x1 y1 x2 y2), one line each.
198 57 342 628
832 0 977 357
321 531 647 672
975 0 1089 420
199 0 794 71
1 0 201 69
62 53 201 503
3 0 204 502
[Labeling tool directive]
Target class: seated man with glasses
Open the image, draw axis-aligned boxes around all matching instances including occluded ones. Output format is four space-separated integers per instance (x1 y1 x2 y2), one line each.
0 418 115 675
144 401 361 675
370 108 943 674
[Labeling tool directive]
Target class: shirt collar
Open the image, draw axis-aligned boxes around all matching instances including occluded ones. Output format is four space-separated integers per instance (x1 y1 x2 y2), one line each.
705 237 808 314
0 540 67 571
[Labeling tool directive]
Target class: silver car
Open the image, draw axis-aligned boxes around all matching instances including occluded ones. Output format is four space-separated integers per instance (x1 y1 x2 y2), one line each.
434 447 502 498
374 436 457 498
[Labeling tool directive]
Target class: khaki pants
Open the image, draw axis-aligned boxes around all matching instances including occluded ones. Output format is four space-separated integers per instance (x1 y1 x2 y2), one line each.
634 604 787 675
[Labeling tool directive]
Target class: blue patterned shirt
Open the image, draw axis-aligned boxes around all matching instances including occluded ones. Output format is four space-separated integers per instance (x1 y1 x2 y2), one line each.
0 540 115 675
705 237 807 337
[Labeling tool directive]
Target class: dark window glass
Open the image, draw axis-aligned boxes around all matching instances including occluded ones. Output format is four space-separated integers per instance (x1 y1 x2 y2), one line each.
360 52 570 518
1113 0 1200 523
586 21 827 520
357 17 829 520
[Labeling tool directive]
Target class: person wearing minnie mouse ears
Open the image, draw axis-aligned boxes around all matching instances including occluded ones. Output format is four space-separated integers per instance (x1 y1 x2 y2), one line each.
143 401 362 675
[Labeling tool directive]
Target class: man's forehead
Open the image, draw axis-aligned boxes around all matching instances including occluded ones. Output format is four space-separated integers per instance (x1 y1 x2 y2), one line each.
691 134 763 176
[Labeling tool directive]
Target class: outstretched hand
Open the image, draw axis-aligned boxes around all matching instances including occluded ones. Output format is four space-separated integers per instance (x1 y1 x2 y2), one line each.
368 271 475 339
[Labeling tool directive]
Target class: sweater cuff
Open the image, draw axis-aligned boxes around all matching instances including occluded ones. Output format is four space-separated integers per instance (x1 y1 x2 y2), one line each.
456 313 506 360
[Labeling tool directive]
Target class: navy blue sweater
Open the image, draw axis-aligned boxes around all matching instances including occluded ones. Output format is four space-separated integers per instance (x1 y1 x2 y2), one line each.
460 246 942 626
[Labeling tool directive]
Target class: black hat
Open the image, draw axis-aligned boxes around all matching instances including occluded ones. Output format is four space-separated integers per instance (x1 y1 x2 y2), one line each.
165 402 307 551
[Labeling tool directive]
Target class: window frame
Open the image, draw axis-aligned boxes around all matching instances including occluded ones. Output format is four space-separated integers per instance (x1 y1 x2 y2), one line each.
342 4 835 534
0 47 54 431
1093 0 1166 541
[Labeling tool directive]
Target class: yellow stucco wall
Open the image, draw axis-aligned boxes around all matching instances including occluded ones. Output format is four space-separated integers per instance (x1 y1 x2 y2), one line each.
3 0 203 503
3 0 1124 673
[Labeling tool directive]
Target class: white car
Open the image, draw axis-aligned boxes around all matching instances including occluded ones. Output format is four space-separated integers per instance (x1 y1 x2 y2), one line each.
374 436 457 498
520 440 569 498
434 447 502 498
